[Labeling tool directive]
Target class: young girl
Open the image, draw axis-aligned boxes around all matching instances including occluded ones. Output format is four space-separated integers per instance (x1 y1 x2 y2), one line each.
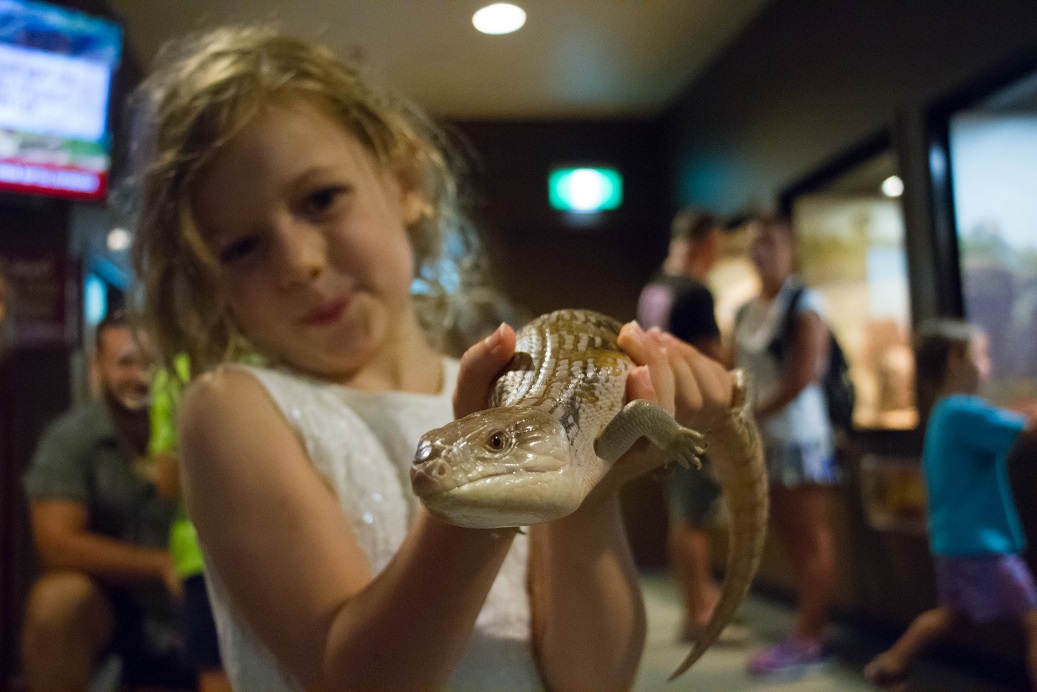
864 319 1037 687
127 26 753 690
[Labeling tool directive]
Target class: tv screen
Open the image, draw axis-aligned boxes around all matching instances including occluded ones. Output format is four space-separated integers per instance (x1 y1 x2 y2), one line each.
0 0 122 202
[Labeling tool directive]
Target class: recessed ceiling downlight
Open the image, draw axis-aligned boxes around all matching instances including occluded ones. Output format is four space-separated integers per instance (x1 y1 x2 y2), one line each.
107 227 131 252
881 175 904 198
473 3 526 35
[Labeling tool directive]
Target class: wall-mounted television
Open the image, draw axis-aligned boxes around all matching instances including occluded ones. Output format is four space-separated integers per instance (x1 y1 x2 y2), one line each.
0 0 122 202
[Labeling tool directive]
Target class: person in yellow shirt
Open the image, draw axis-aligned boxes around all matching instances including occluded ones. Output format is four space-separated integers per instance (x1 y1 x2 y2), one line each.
150 355 232 692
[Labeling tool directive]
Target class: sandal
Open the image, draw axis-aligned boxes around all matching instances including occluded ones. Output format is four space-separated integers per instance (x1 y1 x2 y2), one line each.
746 637 829 678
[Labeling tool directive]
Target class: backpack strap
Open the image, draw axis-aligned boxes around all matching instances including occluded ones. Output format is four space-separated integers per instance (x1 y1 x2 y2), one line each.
734 302 750 330
768 282 807 363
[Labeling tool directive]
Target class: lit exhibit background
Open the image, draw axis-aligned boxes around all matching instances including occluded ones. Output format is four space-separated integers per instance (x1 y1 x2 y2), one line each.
950 110 1037 406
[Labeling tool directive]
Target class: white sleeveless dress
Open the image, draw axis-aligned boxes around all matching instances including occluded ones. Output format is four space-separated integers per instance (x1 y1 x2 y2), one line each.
204 361 542 691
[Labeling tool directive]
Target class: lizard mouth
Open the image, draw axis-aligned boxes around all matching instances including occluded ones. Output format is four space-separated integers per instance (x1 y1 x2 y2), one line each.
419 467 583 529
411 457 565 498
410 404 575 527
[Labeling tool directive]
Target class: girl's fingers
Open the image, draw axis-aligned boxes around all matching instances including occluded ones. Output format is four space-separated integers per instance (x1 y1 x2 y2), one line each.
668 348 705 427
659 332 733 419
453 323 516 418
625 365 657 404
619 323 677 415
647 329 678 415
617 321 651 363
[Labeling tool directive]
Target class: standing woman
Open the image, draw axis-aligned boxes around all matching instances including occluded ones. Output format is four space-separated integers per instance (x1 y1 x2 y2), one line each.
734 214 840 677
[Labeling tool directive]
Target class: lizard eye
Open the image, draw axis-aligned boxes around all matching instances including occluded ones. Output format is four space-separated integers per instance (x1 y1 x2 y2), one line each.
485 430 507 451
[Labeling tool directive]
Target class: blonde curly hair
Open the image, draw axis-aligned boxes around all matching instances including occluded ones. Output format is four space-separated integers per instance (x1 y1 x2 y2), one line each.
124 26 474 375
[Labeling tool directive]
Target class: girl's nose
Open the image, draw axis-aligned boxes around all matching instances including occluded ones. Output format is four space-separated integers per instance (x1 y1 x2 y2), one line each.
275 221 326 287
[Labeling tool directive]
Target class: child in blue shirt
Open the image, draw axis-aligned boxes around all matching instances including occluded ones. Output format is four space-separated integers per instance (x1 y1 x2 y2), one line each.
865 319 1037 687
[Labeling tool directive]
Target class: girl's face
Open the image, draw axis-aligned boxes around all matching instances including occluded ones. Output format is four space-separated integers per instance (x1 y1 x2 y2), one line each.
192 101 423 381
748 222 794 285
946 331 992 394
964 332 992 391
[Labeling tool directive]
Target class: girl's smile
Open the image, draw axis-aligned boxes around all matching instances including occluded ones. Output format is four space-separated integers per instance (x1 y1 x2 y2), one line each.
301 293 352 326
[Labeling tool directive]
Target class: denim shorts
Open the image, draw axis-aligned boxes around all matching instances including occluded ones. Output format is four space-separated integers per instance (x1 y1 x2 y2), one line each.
935 553 1037 623
667 457 723 528
764 438 841 487
182 573 223 670
104 585 196 688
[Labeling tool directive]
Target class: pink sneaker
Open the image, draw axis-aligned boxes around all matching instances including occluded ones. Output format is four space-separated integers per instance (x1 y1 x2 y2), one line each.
746 638 828 678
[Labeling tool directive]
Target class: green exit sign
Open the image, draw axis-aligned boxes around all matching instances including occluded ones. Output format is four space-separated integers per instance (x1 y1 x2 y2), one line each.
549 167 623 213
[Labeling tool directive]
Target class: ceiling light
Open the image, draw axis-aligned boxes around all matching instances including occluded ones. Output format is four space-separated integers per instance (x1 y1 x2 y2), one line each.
881 175 904 198
107 227 131 252
473 3 526 35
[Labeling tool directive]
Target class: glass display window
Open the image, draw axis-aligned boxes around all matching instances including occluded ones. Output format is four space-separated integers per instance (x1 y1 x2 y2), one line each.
946 67 1037 407
859 454 928 536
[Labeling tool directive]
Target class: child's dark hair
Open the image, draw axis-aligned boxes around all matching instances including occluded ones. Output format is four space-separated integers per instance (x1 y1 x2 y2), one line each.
914 318 978 421
749 211 799 269
95 309 130 351
754 212 797 244
670 209 718 244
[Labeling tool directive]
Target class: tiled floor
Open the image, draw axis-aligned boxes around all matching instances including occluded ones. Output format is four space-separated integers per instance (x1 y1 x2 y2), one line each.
634 570 1026 691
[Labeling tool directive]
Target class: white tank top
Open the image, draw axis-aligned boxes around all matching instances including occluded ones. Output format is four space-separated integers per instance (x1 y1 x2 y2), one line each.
204 361 541 690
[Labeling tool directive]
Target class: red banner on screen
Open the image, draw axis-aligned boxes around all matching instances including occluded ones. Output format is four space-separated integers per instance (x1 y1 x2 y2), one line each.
0 159 107 202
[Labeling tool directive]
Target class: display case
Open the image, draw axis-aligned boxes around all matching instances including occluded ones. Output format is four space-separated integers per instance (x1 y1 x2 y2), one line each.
858 454 927 536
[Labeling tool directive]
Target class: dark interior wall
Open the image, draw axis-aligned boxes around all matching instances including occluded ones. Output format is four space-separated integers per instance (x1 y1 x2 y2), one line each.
447 120 670 323
664 0 1037 218
0 201 74 687
444 121 675 567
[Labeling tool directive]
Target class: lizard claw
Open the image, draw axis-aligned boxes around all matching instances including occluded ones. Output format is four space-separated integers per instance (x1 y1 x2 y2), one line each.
663 426 705 470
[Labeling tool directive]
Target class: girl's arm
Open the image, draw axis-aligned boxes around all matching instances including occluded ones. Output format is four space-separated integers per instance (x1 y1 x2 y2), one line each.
179 363 517 690
529 324 735 690
754 309 828 419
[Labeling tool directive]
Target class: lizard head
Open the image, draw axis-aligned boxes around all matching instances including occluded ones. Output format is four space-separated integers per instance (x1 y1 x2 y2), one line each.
411 405 580 528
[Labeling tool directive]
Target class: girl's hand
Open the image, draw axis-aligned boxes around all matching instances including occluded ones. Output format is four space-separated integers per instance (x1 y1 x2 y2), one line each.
594 322 734 491
618 322 733 431
453 324 516 419
452 320 734 489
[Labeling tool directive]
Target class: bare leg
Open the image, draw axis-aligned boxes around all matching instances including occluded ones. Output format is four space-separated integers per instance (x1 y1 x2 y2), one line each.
865 606 960 683
199 670 235 692
21 571 113 692
1021 608 1037 688
769 484 837 643
668 520 719 631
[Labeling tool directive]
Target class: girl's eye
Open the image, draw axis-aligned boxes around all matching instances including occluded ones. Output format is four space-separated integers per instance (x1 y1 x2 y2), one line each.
219 236 258 264
303 186 347 216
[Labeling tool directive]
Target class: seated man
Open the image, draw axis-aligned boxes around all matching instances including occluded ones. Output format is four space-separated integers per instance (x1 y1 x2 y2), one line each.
21 311 194 691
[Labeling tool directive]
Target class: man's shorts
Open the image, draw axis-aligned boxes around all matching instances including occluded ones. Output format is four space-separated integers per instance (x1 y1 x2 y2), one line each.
182 573 224 670
935 553 1037 623
106 585 196 688
764 438 841 487
666 457 723 528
